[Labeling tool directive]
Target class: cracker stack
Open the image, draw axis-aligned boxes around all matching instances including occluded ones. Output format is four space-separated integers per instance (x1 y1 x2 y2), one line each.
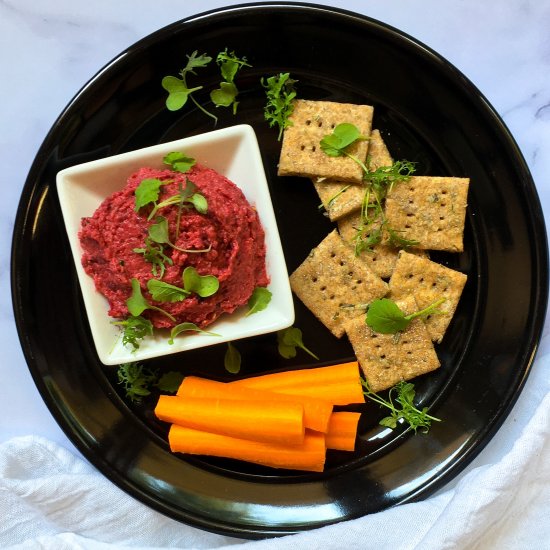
279 98 469 392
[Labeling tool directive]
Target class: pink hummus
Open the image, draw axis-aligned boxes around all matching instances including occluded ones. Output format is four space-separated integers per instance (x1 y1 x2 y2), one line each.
79 164 269 329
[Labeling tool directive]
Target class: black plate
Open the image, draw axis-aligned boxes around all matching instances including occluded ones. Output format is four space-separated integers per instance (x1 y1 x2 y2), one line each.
11 2 548 539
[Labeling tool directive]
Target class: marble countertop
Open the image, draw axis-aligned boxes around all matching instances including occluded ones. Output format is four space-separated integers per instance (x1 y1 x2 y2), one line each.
1 0 549 541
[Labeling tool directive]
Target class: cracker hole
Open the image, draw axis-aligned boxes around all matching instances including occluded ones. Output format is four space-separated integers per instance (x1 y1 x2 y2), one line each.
300 145 306 151
312 277 318 283
317 121 323 127
356 279 362 284
329 294 335 300
311 145 317 152
320 286 326 292
306 119 312 126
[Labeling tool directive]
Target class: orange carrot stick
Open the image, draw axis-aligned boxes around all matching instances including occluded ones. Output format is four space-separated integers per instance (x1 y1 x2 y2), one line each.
231 362 360 391
168 424 326 472
177 376 333 433
324 411 361 451
155 395 305 445
266 381 365 406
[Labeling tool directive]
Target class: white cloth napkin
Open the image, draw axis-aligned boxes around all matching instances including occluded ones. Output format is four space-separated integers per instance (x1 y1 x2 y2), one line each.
1 389 549 550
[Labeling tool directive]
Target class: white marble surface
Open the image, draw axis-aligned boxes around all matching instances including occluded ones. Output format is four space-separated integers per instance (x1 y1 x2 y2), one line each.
1 0 549 544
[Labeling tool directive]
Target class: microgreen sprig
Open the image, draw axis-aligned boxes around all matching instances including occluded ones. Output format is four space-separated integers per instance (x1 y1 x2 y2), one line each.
161 51 217 122
168 322 220 345
112 316 154 351
262 72 298 140
210 49 251 114
319 123 368 170
126 278 176 322
277 327 319 360
362 380 441 433
224 341 242 374
116 362 184 403
319 124 416 253
246 287 272 316
366 297 446 334
147 216 211 254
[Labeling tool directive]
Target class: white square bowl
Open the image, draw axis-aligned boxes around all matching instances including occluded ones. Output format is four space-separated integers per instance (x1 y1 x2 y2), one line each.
57 124 294 365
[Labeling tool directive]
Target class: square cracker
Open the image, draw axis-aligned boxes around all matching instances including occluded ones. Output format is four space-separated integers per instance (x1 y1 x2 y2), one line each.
338 211 429 279
290 230 388 338
278 99 374 183
314 129 393 221
384 176 470 252
389 251 467 343
345 295 440 392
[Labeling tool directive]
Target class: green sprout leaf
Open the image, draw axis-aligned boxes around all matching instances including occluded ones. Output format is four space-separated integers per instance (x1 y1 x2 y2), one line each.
277 327 319 360
134 178 165 211
224 341 241 374
162 51 217 122
182 266 219 298
365 298 410 334
116 362 158 403
210 49 251 114
362 380 441 433
366 297 446 334
146 279 190 302
211 81 238 108
148 216 171 245
161 76 201 111
320 123 367 157
163 151 196 173
262 72 298 140
146 215 211 254
156 371 185 393
168 322 220 345
112 315 153 351
133 239 173 278
246 287 272 316
126 278 152 317
126 278 176 322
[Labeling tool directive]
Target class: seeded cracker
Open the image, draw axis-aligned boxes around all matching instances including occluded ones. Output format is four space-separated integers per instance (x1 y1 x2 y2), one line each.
338 211 429 280
389 251 467 343
314 129 394 222
289 230 388 338
278 99 374 183
345 295 440 392
384 176 470 252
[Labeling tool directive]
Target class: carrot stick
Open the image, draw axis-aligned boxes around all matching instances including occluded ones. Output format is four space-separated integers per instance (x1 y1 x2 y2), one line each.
324 412 361 451
231 362 360 391
177 376 333 433
155 395 304 445
168 424 326 472
264 381 365 406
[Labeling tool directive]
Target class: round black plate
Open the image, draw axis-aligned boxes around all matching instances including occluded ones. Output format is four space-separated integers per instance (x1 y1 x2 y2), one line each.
11 2 548 539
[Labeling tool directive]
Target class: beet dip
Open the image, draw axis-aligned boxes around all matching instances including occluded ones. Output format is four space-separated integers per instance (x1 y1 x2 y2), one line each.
79 164 269 329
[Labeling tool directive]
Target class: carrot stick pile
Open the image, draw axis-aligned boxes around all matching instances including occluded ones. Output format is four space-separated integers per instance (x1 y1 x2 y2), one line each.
154 362 364 472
